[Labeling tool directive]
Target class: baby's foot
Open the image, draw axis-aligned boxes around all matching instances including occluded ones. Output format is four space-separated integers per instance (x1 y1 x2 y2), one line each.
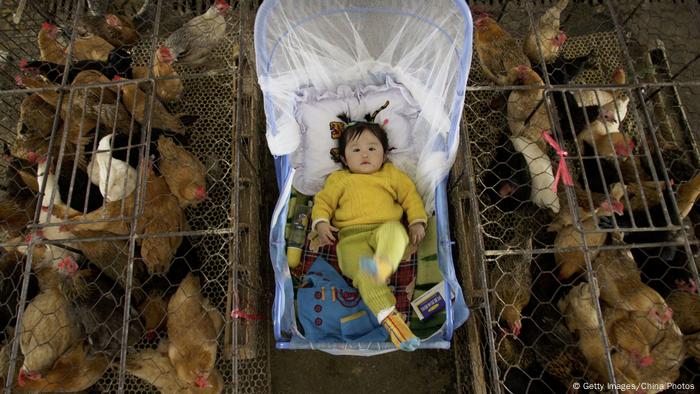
360 256 393 284
382 310 420 351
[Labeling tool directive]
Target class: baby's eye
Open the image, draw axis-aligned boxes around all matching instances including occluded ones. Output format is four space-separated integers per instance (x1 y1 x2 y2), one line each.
369 147 376 151
352 148 360 152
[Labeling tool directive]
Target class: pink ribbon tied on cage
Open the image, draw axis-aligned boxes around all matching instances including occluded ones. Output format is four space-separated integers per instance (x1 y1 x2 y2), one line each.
542 131 573 193
231 309 265 321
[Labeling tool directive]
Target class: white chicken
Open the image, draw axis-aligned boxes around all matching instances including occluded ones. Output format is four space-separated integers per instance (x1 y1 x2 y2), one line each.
87 134 138 202
510 136 560 214
13 162 80 270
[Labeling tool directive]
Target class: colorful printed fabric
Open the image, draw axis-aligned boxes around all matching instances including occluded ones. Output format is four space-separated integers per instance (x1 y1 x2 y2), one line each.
291 235 416 319
296 257 389 342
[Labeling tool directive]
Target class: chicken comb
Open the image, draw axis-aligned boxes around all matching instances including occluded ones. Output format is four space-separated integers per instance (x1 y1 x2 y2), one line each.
639 356 654 367
18 58 28 70
195 375 211 389
41 22 56 30
195 186 207 200
611 200 624 214
105 14 121 27
472 10 494 22
112 75 122 81
158 46 174 63
145 330 157 341
14 74 24 87
612 67 627 85
215 0 231 10
553 30 568 46
57 256 79 274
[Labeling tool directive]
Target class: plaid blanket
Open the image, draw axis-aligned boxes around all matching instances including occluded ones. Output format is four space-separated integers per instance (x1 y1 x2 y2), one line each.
291 237 417 319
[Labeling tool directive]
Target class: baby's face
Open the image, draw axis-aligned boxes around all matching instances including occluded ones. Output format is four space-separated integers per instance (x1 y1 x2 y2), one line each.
344 130 385 174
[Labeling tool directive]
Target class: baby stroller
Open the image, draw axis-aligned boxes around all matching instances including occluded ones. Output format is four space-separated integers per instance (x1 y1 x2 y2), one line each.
255 0 472 355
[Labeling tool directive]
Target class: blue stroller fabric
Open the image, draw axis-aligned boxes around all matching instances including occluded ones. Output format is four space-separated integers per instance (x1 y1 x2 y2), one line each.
255 0 473 355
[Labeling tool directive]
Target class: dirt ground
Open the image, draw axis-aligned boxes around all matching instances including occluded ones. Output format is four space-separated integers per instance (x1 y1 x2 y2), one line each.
270 348 457 394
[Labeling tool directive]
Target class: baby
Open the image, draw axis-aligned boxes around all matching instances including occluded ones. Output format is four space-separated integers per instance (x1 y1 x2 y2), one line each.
311 117 427 351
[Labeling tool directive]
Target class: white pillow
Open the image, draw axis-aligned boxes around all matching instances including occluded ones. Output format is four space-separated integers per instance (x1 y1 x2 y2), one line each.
291 77 421 196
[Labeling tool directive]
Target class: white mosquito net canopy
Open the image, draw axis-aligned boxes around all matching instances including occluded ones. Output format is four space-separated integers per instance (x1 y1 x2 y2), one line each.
255 0 472 212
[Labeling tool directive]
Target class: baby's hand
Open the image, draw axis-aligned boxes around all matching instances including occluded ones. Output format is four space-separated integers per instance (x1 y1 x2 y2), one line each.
316 221 339 247
408 222 426 246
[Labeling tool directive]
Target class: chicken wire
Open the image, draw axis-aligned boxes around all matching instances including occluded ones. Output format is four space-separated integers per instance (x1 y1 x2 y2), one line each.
0 0 270 393
450 1 700 393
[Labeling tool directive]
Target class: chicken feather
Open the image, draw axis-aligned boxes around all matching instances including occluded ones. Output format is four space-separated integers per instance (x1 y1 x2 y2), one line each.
163 0 230 65
157 135 207 207
523 0 569 64
167 273 223 390
474 16 530 86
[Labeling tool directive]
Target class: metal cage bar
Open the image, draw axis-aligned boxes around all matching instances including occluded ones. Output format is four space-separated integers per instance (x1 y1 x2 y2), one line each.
453 1 700 393
0 0 269 392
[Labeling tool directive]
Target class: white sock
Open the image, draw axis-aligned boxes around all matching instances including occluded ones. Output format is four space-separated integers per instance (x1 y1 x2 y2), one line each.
376 306 395 323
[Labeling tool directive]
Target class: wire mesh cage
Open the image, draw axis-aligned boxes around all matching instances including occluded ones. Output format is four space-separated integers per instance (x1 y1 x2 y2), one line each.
450 1 700 393
0 0 270 392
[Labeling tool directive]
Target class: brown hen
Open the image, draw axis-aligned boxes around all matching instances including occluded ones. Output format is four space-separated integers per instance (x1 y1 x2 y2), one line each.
127 348 223 393
474 16 530 86
523 0 569 64
167 273 224 390
115 77 188 134
490 236 533 336
16 340 109 392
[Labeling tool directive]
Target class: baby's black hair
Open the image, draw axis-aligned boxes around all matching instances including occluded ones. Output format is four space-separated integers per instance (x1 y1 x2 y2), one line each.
336 115 390 166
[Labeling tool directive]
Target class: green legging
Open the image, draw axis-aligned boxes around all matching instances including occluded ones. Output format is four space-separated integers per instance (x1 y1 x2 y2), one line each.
337 221 409 317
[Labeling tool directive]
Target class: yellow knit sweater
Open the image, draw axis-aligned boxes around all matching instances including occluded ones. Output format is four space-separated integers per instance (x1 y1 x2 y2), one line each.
311 163 428 230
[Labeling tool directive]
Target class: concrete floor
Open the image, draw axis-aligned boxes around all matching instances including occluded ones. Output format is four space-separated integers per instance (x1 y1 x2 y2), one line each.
270 348 457 394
